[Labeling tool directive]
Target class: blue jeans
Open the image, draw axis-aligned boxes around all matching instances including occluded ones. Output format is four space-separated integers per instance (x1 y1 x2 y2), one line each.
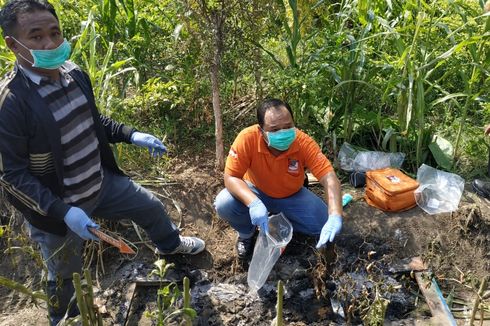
28 167 180 325
214 182 328 237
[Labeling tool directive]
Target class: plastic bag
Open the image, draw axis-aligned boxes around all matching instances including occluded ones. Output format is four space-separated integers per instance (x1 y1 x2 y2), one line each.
247 213 293 292
414 164 464 215
353 151 405 172
338 143 359 171
338 142 405 172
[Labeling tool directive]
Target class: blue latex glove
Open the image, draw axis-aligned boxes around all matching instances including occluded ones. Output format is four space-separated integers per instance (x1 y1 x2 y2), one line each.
316 214 343 248
64 207 99 241
130 132 167 157
248 198 269 233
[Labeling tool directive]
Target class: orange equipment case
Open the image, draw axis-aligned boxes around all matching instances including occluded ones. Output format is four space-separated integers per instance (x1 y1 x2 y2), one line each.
365 168 419 212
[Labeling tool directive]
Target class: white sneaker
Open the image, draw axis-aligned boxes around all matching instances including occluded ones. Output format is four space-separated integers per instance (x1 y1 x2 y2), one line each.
156 236 206 255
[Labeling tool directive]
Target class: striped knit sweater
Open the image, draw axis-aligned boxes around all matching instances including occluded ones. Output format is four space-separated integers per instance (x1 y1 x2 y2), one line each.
21 66 102 211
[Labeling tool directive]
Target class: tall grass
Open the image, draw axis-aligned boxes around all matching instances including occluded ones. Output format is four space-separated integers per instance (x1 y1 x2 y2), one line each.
70 7 138 116
0 37 14 76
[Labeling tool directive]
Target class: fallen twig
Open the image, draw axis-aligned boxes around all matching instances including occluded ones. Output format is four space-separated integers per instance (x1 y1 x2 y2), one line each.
131 221 156 252
183 276 192 326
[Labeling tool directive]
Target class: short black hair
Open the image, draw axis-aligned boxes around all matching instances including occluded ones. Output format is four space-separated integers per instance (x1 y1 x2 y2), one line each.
0 0 58 37
257 98 294 128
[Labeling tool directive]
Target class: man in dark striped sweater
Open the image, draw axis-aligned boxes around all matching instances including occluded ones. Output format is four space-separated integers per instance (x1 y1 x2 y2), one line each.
0 1 205 324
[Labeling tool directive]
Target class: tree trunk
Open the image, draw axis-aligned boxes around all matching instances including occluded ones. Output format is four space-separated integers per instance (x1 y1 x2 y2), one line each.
253 47 263 102
210 12 225 170
211 63 224 170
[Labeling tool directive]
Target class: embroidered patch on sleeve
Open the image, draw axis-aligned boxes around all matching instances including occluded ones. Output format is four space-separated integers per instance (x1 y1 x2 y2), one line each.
229 148 238 159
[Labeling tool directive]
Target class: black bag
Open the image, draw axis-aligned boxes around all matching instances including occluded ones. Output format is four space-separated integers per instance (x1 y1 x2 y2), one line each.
349 171 366 188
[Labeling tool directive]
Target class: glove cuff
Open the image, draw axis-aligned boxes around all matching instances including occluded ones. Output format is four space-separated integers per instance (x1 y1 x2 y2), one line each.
327 214 343 225
130 131 140 143
247 198 262 208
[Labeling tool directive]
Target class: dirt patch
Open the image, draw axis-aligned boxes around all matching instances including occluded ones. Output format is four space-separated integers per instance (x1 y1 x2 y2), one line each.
1 151 489 325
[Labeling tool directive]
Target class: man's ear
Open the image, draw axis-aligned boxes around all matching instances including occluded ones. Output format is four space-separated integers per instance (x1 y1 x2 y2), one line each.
4 36 17 52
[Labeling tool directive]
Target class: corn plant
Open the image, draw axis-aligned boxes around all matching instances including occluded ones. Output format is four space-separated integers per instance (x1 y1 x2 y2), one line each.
145 259 197 325
337 1 377 142
85 0 144 41
450 10 490 161
71 270 103 326
252 0 302 70
277 0 301 69
70 8 138 116
271 280 284 326
346 0 490 170
88 0 155 77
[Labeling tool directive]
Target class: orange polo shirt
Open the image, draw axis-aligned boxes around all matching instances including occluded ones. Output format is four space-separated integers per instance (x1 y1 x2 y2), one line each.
225 125 334 198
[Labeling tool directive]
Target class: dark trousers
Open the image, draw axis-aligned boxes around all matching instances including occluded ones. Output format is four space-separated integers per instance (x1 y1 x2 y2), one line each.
29 168 180 325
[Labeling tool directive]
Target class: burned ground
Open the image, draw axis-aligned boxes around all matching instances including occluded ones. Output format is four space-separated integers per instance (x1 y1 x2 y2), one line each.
0 150 489 325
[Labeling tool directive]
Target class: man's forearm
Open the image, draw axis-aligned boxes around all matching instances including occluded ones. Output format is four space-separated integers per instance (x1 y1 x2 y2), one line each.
224 174 258 206
320 172 343 216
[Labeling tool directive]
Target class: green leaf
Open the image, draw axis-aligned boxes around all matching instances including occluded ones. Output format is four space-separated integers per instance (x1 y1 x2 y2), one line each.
181 307 198 318
358 0 370 25
428 135 454 170
430 93 467 107
382 127 396 151
110 58 133 70
0 276 48 303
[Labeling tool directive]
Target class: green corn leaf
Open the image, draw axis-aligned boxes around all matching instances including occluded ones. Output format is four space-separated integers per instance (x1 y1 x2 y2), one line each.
430 93 467 107
419 36 484 70
428 135 454 170
110 58 133 70
382 127 396 151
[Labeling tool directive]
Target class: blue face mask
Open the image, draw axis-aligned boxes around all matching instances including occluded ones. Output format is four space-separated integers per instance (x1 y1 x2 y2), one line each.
13 37 71 70
265 127 296 151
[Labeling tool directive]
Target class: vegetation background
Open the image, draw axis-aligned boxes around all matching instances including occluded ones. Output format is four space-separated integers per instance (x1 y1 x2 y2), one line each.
0 0 489 177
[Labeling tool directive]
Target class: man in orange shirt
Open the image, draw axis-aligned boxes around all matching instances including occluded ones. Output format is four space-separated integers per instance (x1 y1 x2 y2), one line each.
214 98 343 259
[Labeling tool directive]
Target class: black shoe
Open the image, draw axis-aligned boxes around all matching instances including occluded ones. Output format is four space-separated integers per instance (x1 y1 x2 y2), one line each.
472 179 490 199
236 236 255 259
